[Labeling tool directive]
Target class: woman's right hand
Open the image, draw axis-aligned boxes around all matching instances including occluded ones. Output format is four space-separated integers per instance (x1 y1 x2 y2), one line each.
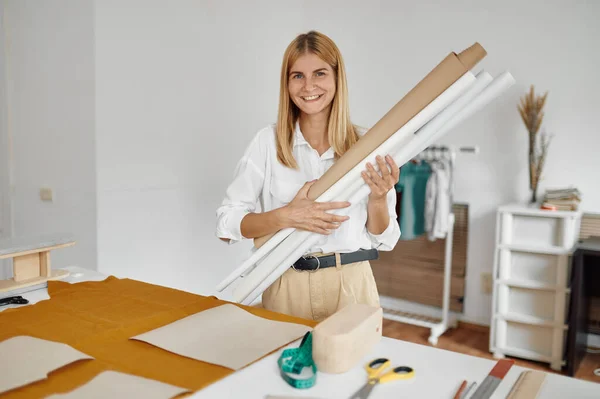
281 180 351 235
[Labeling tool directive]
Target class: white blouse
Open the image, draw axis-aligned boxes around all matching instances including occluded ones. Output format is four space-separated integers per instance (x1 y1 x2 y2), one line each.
215 123 401 254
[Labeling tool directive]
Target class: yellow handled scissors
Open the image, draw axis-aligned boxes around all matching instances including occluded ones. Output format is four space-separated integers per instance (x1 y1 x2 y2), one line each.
349 358 415 399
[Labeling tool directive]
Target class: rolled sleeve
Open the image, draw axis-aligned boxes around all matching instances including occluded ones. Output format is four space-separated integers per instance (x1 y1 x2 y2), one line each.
216 206 251 244
215 130 267 244
367 189 401 251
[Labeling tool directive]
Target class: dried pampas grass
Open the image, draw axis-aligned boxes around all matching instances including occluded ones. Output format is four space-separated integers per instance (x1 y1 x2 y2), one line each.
518 85 552 203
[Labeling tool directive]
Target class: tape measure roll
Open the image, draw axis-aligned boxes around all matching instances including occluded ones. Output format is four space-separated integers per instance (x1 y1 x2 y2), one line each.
277 331 317 389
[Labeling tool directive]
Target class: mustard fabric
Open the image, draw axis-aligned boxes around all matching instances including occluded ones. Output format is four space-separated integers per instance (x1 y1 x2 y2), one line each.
0 276 316 398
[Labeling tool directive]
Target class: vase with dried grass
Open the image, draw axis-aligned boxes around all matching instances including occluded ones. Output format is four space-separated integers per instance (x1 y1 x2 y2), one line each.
518 85 552 204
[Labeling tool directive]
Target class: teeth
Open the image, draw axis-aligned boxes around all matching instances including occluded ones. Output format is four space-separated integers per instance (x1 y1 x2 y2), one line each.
303 94 321 101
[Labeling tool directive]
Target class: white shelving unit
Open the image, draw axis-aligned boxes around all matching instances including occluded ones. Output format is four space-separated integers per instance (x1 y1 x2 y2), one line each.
490 203 582 371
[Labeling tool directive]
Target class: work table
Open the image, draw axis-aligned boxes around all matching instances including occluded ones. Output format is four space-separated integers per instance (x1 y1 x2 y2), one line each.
2 266 599 398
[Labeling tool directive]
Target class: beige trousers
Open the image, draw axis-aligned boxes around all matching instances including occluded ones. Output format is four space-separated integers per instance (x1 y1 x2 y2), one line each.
262 259 380 322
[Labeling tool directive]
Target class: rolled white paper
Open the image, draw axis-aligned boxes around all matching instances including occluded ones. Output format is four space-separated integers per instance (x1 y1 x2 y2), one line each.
232 71 486 304
216 71 476 293
237 71 515 305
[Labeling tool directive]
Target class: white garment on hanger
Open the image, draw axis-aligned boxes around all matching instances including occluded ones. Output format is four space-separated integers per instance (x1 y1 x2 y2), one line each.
425 158 451 241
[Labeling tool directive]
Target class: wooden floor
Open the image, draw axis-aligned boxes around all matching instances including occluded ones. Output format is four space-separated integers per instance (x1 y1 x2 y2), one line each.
381 318 600 384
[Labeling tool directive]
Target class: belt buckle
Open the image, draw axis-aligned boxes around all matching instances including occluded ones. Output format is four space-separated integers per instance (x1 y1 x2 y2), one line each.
292 254 321 273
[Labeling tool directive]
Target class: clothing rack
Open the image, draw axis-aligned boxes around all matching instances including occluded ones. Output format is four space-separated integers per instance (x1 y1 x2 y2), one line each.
418 145 480 160
381 144 478 345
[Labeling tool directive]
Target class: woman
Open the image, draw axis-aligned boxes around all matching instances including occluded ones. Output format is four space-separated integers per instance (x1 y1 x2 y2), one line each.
216 30 400 321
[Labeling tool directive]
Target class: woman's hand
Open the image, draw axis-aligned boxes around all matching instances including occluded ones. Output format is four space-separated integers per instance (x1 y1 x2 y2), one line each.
362 155 400 202
362 154 399 235
281 180 351 235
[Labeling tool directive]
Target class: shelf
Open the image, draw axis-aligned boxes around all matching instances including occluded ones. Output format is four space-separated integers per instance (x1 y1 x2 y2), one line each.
382 308 441 329
493 346 563 364
498 204 581 218
496 279 571 293
498 243 571 255
491 203 581 370
495 312 568 329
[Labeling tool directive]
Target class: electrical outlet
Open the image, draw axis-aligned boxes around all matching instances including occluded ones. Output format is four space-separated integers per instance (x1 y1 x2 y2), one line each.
481 272 493 294
40 187 53 202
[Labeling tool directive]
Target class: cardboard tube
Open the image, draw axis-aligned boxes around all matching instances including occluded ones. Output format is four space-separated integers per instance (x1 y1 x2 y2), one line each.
253 42 486 248
236 71 515 305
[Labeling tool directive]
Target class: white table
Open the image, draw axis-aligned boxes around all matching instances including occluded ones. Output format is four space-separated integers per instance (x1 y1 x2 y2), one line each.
190 336 600 399
3 267 599 398
0 266 108 310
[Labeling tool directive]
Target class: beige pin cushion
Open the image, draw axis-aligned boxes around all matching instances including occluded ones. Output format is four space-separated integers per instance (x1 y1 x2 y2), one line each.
312 303 383 374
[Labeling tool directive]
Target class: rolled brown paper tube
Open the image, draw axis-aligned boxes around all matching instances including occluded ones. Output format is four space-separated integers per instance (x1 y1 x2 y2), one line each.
253 42 487 249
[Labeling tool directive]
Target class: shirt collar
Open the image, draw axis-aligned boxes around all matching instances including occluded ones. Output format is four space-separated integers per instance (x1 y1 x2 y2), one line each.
293 121 308 147
293 120 335 160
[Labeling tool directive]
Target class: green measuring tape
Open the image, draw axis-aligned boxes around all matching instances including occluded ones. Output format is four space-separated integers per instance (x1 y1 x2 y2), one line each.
277 331 317 389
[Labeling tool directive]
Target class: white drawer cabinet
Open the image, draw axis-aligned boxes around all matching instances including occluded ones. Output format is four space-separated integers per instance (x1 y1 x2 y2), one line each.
490 204 581 371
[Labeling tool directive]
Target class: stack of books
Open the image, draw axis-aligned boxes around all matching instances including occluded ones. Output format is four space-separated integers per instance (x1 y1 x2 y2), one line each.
541 187 582 211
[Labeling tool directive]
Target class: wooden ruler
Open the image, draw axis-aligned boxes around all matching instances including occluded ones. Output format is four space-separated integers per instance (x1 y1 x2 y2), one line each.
506 370 546 399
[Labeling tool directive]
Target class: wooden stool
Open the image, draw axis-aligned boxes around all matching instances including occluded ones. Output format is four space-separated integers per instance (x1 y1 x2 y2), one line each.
0 234 75 296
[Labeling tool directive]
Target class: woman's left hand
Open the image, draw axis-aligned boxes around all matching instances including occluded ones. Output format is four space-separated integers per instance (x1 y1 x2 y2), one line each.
361 154 400 202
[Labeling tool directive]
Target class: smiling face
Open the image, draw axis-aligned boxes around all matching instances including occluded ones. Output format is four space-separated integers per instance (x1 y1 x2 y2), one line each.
287 52 336 118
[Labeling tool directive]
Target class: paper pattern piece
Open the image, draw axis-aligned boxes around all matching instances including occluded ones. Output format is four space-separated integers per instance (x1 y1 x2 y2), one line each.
131 304 312 370
45 370 189 399
506 370 546 399
0 336 93 395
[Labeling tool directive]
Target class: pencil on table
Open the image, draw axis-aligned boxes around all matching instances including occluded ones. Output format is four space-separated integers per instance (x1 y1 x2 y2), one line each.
453 380 468 399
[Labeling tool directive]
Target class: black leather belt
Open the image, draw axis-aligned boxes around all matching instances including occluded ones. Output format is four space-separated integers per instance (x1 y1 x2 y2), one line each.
291 249 379 272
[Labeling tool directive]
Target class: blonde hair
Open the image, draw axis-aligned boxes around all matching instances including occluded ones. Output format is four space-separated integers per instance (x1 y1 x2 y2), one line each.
276 30 359 169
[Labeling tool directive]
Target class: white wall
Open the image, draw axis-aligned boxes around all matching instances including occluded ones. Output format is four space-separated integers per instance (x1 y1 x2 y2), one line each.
0 1 12 278
5 0 599 325
95 0 305 292
96 0 600 324
2 0 97 270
